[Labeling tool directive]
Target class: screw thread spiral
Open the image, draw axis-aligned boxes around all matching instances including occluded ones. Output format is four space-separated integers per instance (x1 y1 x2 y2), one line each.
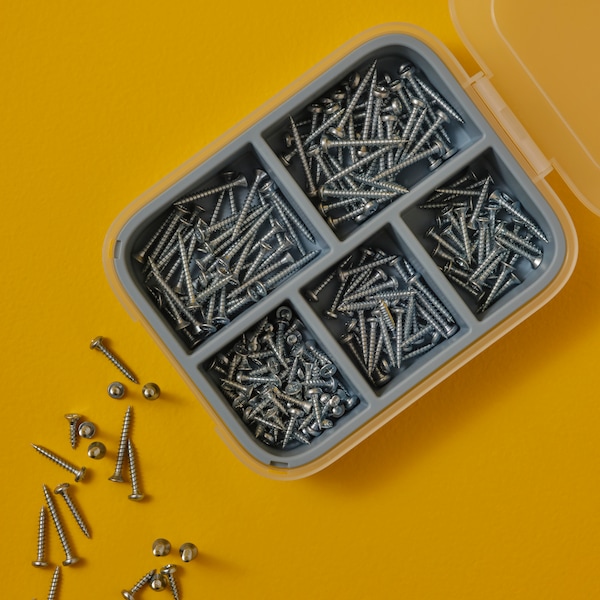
32 444 80 478
60 491 91 538
127 438 143 498
42 485 76 562
131 569 156 594
47 566 61 600
110 406 132 482
97 343 138 384
34 505 47 564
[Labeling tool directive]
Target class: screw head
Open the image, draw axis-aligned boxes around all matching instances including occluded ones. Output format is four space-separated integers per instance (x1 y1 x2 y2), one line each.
64 413 81 425
74 466 87 482
87 441 106 459
78 421 96 439
54 482 70 496
179 542 198 562
62 556 79 566
108 381 126 399
160 564 177 576
150 572 168 591
128 491 145 502
89 336 104 350
142 383 161 401
152 538 171 557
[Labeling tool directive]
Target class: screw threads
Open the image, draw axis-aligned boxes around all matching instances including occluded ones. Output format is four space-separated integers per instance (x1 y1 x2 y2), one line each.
123 569 156 598
109 405 133 483
90 336 138 384
42 484 78 566
32 444 86 482
32 505 48 567
127 439 144 501
55 484 91 538
47 566 61 600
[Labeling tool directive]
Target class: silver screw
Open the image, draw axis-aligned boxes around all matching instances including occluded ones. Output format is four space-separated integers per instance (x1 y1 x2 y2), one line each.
152 538 171 557
109 405 133 483
161 564 181 600
142 382 161 400
127 439 144 501
77 421 96 439
108 381 126 399
179 542 198 562
42 484 79 566
32 444 86 482
150 571 169 591
87 441 106 460
64 413 81 449
122 569 156 600
32 506 49 568
54 483 91 538
90 336 138 384
47 566 61 600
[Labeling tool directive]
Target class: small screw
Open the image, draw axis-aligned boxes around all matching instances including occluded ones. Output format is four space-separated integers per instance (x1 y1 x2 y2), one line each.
109 405 133 483
90 336 139 384
152 538 171 557
122 569 156 599
161 564 181 600
42 484 79 566
142 382 161 400
87 441 106 460
179 542 198 562
77 421 96 439
127 439 144 501
32 506 49 568
64 413 81 450
54 483 91 538
32 444 86 482
108 381 126 399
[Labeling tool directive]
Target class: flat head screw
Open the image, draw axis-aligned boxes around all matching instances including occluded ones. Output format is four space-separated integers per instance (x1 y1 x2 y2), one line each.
42 484 79 566
152 538 171 557
108 381 126 399
109 405 133 483
90 336 139 384
127 439 144 501
64 413 81 449
32 506 49 567
47 565 61 600
161 564 181 600
179 542 198 562
122 569 156 600
32 444 86 482
54 483 91 538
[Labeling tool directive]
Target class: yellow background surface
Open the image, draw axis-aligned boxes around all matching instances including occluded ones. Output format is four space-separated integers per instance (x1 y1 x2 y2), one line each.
2 1 600 598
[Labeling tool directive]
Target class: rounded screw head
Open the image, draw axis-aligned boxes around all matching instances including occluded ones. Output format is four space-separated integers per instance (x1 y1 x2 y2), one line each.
74 466 87 482
142 383 161 401
122 592 135 600
128 491 145 501
108 381 126 399
150 572 168 591
87 441 106 460
89 336 104 349
152 538 171 557
78 421 96 439
53 482 70 495
160 564 177 575
179 542 198 562
32 559 49 567
62 556 79 566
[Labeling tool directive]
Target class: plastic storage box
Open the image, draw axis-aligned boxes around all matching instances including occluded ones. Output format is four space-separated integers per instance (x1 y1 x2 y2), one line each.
104 0 594 479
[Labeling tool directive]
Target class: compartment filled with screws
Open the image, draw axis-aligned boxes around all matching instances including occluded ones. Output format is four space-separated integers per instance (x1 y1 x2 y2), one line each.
205 304 359 451
265 50 480 238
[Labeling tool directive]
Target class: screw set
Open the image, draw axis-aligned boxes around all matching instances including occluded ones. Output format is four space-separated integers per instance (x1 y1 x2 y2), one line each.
209 305 359 449
419 169 548 312
279 59 463 234
133 169 320 348
307 244 458 386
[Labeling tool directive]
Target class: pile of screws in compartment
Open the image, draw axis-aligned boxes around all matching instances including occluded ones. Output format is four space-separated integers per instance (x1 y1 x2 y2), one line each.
307 245 458 387
419 169 549 312
279 59 463 232
209 306 359 449
134 170 320 349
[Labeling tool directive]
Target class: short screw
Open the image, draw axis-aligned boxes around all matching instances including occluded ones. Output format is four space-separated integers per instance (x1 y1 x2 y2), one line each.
107 381 126 399
90 336 139 384
32 506 49 568
179 542 198 562
32 444 86 482
109 405 133 483
64 413 81 450
161 564 181 600
122 569 156 600
127 439 144 501
42 484 79 566
47 565 61 600
54 483 91 538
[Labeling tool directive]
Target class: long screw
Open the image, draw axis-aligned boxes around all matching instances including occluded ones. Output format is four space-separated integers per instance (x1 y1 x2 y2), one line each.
127 439 144 501
32 444 86 482
90 336 138 384
54 483 91 538
109 405 133 483
32 505 49 567
42 484 79 566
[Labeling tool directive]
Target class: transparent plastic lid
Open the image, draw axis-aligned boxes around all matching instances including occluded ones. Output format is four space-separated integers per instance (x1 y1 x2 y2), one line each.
450 0 600 215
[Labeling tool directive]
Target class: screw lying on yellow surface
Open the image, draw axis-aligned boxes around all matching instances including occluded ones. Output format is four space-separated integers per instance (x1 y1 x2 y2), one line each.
32 444 86 482
90 336 138 384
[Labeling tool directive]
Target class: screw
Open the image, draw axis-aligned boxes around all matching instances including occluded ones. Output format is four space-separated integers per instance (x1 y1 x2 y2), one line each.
42 484 79 566
127 439 144 501
87 441 106 460
32 506 49 568
47 566 61 600
108 381 126 399
152 538 171 557
64 413 81 449
32 444 86 482
142 382 161 400
54 483 91 538
150 571 169 591
90 336 138 384
77 421 96 439
161 564 181 600
179 542 198 562
109 405 133 483
122 569 156 600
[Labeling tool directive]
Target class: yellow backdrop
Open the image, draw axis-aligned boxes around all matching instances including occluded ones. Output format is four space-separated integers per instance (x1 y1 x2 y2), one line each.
3 1 599 598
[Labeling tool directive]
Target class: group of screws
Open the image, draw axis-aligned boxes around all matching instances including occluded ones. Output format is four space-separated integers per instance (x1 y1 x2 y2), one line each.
209 305 359 449
134 169 319 348
279 58 463 233
419 170 548 312
306 245 458 386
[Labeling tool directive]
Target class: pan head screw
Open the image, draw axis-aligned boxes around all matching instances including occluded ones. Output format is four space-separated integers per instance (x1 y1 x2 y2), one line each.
90 336 139 384
108 381 126 399
152 538 171 557
77 421 96 439
87 441 106 459
142 382 161 400
179 542 198 562
150 571 169 591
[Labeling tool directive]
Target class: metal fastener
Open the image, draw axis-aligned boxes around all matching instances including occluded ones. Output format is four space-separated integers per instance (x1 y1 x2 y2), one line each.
108 381 126 399
127 439 144 501
42 484 79 566
90 336 139 384
109 405 133 483
46 566 61 600
152 538 171 557
77 421 96 439
122 569 156 600
64 413 81 449
161 564 181 600
54 483 91 538
150 571 169 591
87 441 106 460
32 444 86 482
32 506 49 568
179 542 198 562
142 382 161 400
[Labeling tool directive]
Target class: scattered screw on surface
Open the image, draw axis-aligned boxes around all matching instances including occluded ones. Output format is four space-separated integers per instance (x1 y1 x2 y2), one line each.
161 564 181 600
108 381 126 399
127 439 144 501
307 244 458 387
122 569 156 600
77 421 96 439
90 336 139 384
150 571 169 591
132 169 320 349
109 405 133 483
209 306 359 449
142 382 161 400
32 444 86 482
46 565 61 600
64 413 81 449
32 506 49 568
54 483 91 538
179 542 198 563
278 59 463 234
42 484 79 566
87 441 106 460
152 538 171 557
419 169 548 313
